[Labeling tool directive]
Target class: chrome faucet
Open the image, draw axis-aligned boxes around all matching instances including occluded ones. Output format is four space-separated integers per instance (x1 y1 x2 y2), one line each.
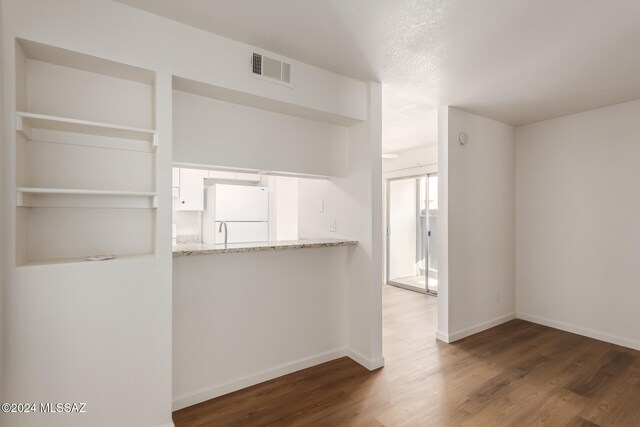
218 221 228 246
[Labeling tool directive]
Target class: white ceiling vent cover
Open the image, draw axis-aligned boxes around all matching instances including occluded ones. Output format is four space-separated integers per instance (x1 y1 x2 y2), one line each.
250 51 293 87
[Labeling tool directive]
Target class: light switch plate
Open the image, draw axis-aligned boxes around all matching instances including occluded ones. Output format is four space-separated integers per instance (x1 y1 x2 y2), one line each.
329 219 337 232
319 199 325 213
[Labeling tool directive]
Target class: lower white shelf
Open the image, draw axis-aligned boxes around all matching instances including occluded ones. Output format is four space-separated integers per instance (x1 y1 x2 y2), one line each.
20 252 156 267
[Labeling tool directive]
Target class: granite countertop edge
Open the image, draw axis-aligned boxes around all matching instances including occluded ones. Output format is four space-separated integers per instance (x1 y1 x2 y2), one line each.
172 239 358 256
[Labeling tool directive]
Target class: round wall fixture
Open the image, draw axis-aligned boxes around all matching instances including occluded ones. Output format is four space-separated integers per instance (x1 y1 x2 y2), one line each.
459 131 469 145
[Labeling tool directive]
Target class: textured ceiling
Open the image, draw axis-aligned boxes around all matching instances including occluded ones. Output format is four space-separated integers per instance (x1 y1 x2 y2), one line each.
115 0 640 152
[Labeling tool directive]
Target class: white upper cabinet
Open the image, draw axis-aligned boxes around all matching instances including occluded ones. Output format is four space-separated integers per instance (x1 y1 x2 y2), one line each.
177 168 206 211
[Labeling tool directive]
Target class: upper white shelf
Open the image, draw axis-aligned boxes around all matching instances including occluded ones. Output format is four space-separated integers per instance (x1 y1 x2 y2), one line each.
16 187 158 209
16 112 158 146
16 187 157 197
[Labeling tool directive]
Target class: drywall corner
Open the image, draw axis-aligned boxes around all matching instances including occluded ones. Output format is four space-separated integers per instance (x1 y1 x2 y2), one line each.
343 81 383 366
347 348 384 371
515 99 640 350
436 105 450 338
0 0 4 404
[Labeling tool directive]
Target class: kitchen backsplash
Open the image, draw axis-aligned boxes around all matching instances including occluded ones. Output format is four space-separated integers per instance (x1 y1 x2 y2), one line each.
176 234 200 244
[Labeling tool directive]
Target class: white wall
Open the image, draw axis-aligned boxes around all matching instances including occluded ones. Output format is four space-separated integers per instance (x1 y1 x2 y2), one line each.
273 176 299 241
0 0 4 406
172 247 347 409
173 90 349 177
9 3 368 123
436 106 450 338
516 99 640 350
438 100 640 352
297 178 340 239
3 6 173 423
26 58 154 128
382 144 437 173
297 83 383 369
1 1 375 426
345 86 384 369
172 208 201 238
438 107 516 341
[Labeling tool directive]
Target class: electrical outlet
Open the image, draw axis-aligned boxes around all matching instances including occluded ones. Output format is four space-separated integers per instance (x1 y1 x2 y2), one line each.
329 219 337 232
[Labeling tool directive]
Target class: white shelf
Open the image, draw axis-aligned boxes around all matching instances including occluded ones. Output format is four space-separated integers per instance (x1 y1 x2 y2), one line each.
19 252 156 267
16 187 158 208
15 39 158 266
17 187 156 196
16 112 158 147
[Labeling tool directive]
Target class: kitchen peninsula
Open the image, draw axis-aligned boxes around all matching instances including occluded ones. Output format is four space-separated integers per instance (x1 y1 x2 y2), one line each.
170 72 382 412
172 234 360 410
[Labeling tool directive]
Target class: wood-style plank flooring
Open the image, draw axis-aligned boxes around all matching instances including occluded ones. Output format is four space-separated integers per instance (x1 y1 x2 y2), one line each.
173 285 640 426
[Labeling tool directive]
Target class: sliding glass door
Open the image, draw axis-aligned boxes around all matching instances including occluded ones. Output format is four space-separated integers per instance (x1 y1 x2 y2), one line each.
387 174 438 295
426 174 438 294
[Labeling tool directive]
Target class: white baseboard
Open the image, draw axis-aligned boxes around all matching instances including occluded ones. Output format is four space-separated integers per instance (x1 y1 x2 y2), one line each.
435 330 450 343
446 312 517 343
347 348 385 371
517 312 640 352
172 348 347 411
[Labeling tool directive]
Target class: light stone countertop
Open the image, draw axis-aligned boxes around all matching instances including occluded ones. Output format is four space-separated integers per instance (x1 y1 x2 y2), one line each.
172 238 358 256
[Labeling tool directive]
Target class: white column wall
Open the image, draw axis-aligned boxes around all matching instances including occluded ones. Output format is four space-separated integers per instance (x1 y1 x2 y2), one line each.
0 0 4 406
437 107 516 342
298 83 383 368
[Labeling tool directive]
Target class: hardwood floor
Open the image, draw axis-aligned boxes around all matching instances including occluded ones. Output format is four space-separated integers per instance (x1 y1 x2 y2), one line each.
173 285 640 426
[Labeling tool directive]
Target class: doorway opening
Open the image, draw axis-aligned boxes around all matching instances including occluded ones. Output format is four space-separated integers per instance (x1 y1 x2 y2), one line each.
386 174 438 295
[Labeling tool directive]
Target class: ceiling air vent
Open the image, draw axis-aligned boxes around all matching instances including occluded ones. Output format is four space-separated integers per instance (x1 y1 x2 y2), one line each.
250 51 293 87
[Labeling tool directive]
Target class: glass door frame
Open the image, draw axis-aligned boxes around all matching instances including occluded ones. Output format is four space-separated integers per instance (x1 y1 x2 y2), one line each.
386 173 436 294
425 173 438 296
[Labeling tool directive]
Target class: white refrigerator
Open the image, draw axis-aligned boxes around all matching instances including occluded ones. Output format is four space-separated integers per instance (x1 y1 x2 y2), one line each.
203 184 269 244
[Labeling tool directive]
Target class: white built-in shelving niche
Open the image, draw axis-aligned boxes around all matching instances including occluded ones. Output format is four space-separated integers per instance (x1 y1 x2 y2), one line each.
15 38 158 266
